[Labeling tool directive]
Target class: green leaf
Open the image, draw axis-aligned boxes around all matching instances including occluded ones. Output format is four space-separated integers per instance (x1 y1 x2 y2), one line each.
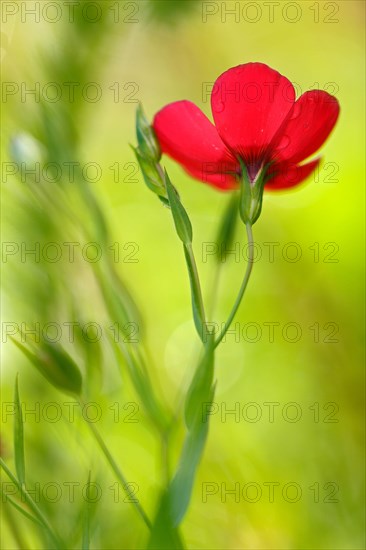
147 492 185 550
183 243 206 340
163 341 216 527
184 338 215 429
11 338 82 396
136 103 161 162
13 375 25 486
82 472 92 550
165 170 192 245
170 380 216 527
132 146 167 201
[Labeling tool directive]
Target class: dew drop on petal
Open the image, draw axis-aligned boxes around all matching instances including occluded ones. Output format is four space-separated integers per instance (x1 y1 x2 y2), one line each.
215 100 225 113
277 134 291 150
288 102 302 121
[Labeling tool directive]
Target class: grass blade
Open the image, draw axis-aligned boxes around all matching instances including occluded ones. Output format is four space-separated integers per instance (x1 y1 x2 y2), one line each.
170 383 216 527
82 471 91 550
0 458 64 549
13 374 25 485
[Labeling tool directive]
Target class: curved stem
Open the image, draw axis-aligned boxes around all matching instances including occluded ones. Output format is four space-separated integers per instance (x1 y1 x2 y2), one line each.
214 223 254 348
207 192 240 321
207 261 223 322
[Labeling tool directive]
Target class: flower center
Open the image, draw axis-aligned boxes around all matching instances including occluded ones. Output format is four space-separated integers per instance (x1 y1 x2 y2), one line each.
246 160 263 184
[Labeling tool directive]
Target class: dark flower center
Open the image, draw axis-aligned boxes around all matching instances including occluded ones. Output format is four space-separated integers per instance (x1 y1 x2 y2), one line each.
246 160 263 183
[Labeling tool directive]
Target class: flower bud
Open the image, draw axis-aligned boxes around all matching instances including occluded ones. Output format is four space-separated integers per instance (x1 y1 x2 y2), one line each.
239 161 267 226
132 145 168 204
11 338 82 396
136 103 161 162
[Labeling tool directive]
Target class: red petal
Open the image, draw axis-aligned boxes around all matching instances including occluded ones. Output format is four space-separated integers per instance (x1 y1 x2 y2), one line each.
211 63 295 161
265 159 320 190
153 100 237 175
273 91 340 164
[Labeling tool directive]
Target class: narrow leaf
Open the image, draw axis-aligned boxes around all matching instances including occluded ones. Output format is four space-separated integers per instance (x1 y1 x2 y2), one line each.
13 374 25 485
82 472 91 550
147 492 185 550
183 244 206 341
167 342 216 526
184 338 215 429
170 382 216 527
165 170 192 245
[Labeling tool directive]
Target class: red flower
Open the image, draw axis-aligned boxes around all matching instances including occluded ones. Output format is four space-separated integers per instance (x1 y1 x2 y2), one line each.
153 63 340 191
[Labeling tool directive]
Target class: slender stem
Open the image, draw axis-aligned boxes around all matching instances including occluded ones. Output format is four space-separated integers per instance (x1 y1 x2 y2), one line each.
78 400 152 530
183 242 207 341
208 192 240 321
207 261 223 322
215 223 254 348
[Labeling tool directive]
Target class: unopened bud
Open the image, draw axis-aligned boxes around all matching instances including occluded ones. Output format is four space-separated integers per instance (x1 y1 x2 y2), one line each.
11 338 82 396
239 161 267 225
135 104 161 162
132 145 168 204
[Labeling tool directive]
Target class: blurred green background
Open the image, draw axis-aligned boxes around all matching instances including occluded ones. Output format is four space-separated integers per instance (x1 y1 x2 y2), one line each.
1 1 365 548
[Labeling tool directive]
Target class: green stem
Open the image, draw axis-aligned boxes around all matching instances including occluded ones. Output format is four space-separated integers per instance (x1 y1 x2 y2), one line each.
78 401 152 530
207 260 223 322
183 243 207 341
0 459 63 549
214 223 254 348
208 191 240 321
